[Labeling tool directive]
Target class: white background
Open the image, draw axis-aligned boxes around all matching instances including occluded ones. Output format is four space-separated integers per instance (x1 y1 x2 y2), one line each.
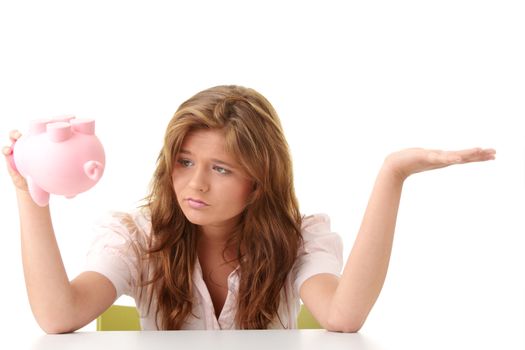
0 0 523 348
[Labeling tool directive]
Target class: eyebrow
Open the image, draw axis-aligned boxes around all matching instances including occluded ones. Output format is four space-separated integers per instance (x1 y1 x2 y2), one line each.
179 149 237 169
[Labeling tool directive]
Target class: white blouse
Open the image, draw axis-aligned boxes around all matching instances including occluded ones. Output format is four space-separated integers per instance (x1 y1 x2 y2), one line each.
85 209 343 330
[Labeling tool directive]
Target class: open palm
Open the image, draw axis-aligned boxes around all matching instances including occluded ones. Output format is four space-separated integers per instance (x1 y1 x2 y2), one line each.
384 147 496 181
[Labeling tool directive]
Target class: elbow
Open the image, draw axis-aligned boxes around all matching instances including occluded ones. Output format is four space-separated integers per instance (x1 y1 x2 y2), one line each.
325 321 363 333
324 313 365 333
39 319 77 334
28 294 82 334
35 312 78 334
42 326 74 335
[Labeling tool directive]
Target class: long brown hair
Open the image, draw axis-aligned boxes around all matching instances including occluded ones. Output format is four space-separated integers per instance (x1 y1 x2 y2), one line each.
143 85 302 329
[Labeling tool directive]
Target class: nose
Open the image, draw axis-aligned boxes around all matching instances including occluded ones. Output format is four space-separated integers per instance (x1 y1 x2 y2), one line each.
188 166 209 193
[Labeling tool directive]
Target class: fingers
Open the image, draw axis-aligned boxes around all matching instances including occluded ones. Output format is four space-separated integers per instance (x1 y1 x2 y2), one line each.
9 130 22 142
3 145 18 174
3 130 21 159
3 132 28 191
5 129 22 159
430 148 496 165
2 145 13 156
454 148 496 163
4 131 20 173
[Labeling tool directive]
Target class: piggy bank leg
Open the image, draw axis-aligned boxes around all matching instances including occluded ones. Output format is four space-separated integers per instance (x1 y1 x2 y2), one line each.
26 176 50 207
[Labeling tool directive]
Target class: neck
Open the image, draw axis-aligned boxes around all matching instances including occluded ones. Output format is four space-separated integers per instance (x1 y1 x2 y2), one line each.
197 213 243 244
198 225 232 244
197 223 239 263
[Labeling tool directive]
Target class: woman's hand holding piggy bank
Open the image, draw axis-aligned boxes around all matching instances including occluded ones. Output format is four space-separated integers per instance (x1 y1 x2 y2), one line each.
5 115 105 206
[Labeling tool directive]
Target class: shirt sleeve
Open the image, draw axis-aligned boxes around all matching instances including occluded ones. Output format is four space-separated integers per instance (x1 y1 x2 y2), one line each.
84 212 141 299
293 213 344 296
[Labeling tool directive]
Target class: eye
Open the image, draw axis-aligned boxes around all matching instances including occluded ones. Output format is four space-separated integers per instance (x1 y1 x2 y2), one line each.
177 159 193 167
213 165 231 175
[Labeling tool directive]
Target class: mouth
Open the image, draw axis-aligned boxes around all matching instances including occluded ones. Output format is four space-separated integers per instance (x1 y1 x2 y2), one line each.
185 197 210 209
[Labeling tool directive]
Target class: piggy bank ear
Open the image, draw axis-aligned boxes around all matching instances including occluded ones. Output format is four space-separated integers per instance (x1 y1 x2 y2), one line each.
71 119 95 135
83 160 104 181
47 122 72 142
51 115 76 123
29 119 51 135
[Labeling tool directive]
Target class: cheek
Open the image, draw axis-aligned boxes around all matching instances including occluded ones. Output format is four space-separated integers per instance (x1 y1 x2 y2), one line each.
171 171 184 195
225 180 253 207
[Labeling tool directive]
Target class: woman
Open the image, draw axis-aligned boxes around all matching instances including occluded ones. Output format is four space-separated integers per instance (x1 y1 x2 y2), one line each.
3 85 495 333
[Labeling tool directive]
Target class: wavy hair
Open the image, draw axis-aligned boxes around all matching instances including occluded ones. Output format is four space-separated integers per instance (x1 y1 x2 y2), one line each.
142 85 302 329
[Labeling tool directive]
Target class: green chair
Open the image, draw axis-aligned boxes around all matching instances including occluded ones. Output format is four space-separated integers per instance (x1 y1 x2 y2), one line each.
297 304 321 329
97 304 321 330
96 304 141 331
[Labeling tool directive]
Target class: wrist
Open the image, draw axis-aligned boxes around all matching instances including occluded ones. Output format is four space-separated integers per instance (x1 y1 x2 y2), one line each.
16 188 34 202
382 154 409 184
16 190 50 210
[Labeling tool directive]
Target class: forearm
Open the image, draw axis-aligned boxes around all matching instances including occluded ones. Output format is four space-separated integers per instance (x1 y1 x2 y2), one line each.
310 147 494 332
328 163 403 331
18 190 75 332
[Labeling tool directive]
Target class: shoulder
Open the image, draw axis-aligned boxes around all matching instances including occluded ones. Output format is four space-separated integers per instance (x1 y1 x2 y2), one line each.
86 208 152 298
291 214 344 296
95 207 151 231
300 213 343 251
90 207 152 252
301 213 331 232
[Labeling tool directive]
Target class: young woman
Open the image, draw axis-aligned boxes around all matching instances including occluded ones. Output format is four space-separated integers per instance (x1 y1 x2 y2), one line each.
3 85 495 333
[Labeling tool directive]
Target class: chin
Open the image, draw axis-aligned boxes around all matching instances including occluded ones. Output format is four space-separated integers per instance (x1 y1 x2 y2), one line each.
182 210 241 229
181 210 213 226
185 217 210 226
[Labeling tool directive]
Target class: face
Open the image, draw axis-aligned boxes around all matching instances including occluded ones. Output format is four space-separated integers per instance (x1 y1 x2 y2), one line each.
172 129 253 237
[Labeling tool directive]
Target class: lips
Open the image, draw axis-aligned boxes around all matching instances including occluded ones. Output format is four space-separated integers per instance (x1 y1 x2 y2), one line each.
186 197 210 209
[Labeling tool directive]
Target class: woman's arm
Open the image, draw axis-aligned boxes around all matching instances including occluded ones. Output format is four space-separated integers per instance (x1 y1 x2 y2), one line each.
300 147 496 332
4 131 116 334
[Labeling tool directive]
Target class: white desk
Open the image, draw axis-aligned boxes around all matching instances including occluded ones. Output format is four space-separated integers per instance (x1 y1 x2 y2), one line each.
17 327 525 350
28 330 380 350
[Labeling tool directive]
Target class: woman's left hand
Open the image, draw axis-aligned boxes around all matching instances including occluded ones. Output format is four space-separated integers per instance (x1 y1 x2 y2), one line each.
384 147 496 181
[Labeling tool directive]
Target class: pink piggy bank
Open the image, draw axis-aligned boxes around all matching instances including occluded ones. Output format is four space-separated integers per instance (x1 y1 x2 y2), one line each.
13 115 105 207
